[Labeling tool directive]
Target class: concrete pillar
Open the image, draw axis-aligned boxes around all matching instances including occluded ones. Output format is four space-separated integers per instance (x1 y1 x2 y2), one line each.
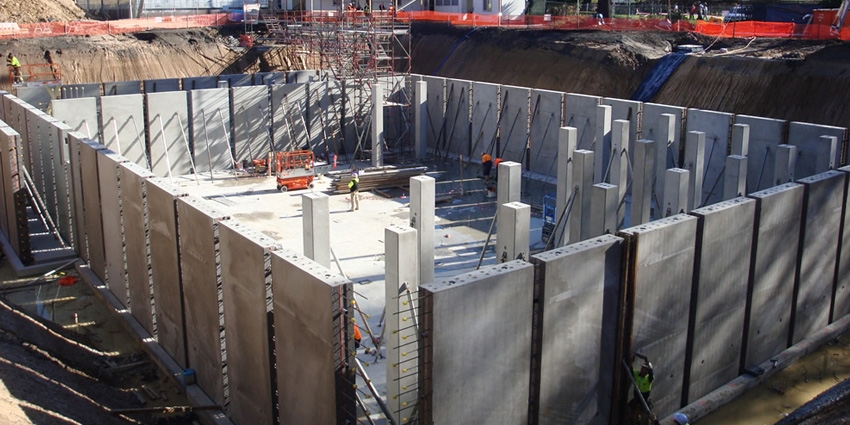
684 131 706 210
775 144 798 186
497 160 521 208
590 183 618 237
556 126 577 246
732 123 750 156
384 224 419 425
723 155 748 200
663 168 689 217
655 113 676 195
372 84 384 167
632 139 656 225
571 150 594 242
302 193 330 268
815 135 838 173
610 119 629 226
415 81 427 160
497 202 530 263
595 105 612 183
410 175 435 285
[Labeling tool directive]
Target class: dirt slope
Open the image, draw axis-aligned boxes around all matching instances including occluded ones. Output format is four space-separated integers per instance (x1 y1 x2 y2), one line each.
0 0 86 24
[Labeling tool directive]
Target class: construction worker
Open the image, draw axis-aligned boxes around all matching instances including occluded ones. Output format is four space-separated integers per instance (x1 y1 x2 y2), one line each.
632 353 654 406
481 152 493 183
348 170 360 211
673 412 689 425
7 53 22 84
353 322 362 349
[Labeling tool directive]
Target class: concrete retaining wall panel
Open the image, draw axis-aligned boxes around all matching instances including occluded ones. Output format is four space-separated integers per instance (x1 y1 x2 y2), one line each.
499 85 530 163
48 121 73 244
146 91 191 177
788 122 846 178
0 127 21 252
15 86 57 111
470 82 499 159
25 109 55 216
423 76 446 153
190 88 232 173
745 183 804 367
272 250 354 425
119 162 156 335
619 214 698 418
67 132 88 259
286 70 319 84
60 84 101 99
793 171 845 343
80 139 107 281
181 77 218 90
603 97 641 156
100 94 147 169
420 260 534 425
688 197 756 403
564 94 601 151
253 72 285 85
103 81 142 96
271 83 309 152
143 78 180 93
220 221 280 425
307 81 330 156
836 165 850 320
532 235 622 424
529 89 563 174
97 150 129 306
643 103 685 168
219 74 252 88
443 79 471 158
52 97 99 140
734 115 786 193
686 109 733 207
231 85 271 163
146 178 188 367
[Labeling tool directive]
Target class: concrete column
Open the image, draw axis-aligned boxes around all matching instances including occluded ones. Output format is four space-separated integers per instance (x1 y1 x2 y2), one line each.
610 119 629 226
723 155 748 200
655 113 676 195
663 168 689 217
302 193 330 268
684 131 706 210
632 139 656 225
775 144 798 185
415 81 427 160
497 160 521 208
372 84 384 167
384 224 419 425
594 105 612 183
732 123 750 156
410 175 435 285
590 183 618 237
571 150 595 242
497 202 530 263
556 126 577 246
815 135 838 173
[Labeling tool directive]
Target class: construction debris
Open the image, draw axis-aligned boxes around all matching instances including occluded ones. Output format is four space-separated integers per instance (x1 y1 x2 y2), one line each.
329 166 427 194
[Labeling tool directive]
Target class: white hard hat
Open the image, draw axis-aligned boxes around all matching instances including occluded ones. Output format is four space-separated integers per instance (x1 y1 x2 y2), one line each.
673 412 689 424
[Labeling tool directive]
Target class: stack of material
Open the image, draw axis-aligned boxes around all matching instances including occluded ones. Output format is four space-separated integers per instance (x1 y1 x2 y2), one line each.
329 166 428 194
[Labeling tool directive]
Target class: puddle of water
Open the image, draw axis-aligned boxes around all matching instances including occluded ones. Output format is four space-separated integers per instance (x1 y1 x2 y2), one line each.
696 333 850 424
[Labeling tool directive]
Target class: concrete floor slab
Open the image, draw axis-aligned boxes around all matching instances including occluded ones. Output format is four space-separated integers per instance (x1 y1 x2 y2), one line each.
146 90 191 177
271 83 309 152
52 97 98 139
420 260 534 425
100 94 147 169
500 85 530 162
532 234 623 424
688 197 756 403
564 93 601 151
119 162 156 335
793 171 845 344
686 109 733 207
97 150 129 306
190 88 232 174
530 89 563 174
422 76 446 153
103 81 142 96
79 139 107 282
745 183 804 367
735 115 786 193
143 78 180 93
788 122 846 179
444 79 471 159
471 82 499 159
836 165 850 321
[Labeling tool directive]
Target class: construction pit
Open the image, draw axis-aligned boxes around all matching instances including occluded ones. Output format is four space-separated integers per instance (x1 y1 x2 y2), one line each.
2 7 850 425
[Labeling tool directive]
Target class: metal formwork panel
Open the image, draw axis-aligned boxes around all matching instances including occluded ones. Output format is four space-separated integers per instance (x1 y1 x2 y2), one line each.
564 93 602 151
532 235 623 424
0 126 21 252
619 214 697 418
181 77 218 90
788 121 846 178
271 83 309 152
272 250 355 425
745 183 804 367
52 97 99 139
643 103 685 168
602 97 641 157
176 196 229 406
443 79 471 158
97 150 129 306
686 109 734 207
837 165 850 320
735 115 786 193
60 83 101 99
529 89 563 175
67 132 88 259
470 82 499 159
119 162 156 335
219 74 252 88
146 178 188 367
190 88 232 174
220 221 280 425
80 139 108 281
143 78 180 93
146 91 191 177
688 197 756 403
423 76 446 153
793 171 845 344
103 81 142 96
499 85 530 163
100 94 148 169
231 85 272 164
420 261 534 425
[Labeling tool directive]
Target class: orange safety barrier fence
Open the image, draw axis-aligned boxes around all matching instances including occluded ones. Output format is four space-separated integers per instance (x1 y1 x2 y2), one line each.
0 13 230 39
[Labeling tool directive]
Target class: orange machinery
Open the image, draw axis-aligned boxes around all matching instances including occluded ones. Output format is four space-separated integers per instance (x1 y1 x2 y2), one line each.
272 150 315 192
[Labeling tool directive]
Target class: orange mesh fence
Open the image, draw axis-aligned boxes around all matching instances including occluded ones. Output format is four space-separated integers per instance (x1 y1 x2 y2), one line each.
0 13 230 39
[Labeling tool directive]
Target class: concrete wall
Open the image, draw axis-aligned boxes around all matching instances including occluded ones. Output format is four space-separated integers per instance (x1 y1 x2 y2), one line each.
271 83 309 152
685 109 734 207
119 162 156 335
530 89 563 174
190 88 232 174
103 81 142 95
603 97 641 157
52 97 99 139
146 91 191 177
144 78 180 93
836 165 850 321
443 79 471 159
97 150 129 306
231 85 272 163
735 115 786 193
787 121 846 178
500 85 530 162
470 82 499 159
564 94 601 151
423 76 446 153
79 139 108 281
100 94 148 169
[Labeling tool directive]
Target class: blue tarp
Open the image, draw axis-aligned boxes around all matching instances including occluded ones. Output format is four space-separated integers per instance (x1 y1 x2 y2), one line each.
631 53 688 102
